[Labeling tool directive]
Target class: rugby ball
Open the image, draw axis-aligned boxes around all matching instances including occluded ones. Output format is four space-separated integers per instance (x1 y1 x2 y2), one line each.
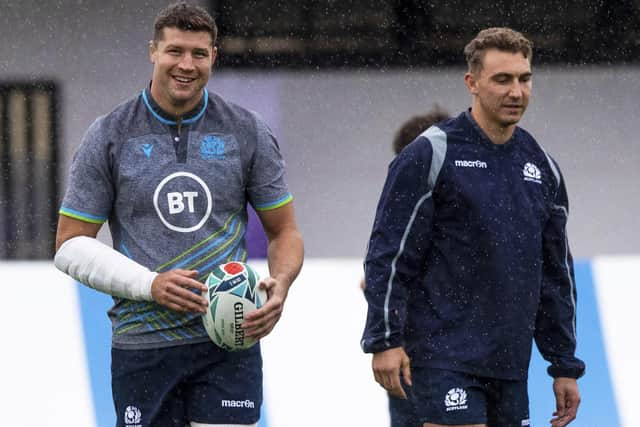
202 261 267 351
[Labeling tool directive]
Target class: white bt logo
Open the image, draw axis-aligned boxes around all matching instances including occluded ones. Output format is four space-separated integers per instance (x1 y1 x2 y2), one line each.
168 191 199 214
444 387 469 412
153 172 213 233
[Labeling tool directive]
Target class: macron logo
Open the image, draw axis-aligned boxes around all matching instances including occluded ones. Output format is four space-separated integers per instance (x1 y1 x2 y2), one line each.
455 159 487 168
221 399 255 409
141 143 153 158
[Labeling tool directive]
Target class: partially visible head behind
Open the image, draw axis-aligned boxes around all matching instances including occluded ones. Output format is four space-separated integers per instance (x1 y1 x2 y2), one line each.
392 107 450 154
153 2 218 46
464 27 532 75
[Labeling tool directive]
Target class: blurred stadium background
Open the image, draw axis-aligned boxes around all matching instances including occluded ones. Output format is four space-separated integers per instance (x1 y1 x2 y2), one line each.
1 0 639 426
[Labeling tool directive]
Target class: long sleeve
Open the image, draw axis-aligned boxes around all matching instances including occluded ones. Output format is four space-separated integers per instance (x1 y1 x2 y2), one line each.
534 166 586 379
361 131 444 353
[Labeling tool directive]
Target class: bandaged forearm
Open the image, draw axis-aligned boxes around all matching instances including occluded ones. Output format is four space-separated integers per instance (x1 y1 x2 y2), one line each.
54 236 157 301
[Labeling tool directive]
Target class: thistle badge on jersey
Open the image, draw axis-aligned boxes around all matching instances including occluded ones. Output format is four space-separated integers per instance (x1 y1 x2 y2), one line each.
523 162 542 183
200 135 225 160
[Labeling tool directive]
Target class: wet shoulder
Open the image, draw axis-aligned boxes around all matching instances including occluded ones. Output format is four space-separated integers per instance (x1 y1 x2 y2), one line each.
206 91 262 134
88 94 146 144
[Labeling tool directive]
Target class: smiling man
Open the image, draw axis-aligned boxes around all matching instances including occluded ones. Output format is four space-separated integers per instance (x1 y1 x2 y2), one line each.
362 28 584 427
54 3 303 427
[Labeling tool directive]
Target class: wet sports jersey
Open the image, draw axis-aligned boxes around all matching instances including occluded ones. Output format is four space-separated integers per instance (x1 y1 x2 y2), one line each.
361 111 585 380
60 87 292 350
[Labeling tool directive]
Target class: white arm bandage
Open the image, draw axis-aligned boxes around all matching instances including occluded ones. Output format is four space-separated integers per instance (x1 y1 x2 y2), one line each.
54 236 157 301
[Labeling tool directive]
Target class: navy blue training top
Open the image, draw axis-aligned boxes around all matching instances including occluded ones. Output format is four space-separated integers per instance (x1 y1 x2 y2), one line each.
361 111 585 381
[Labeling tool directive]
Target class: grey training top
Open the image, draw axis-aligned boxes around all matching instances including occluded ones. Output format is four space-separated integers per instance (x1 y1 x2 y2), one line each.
60 87 292 349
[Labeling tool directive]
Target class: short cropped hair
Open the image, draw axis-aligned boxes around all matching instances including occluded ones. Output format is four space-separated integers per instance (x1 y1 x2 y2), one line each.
392 107 450 154
153 2 218 46
464 27 532 74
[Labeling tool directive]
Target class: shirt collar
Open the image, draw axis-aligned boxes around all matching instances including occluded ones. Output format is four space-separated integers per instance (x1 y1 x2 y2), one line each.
141 84 208 126
464 109 517 149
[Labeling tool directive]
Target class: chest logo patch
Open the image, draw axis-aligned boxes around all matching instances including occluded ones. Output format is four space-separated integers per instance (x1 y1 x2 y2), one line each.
523 162 542 184
201 135 226 160
153 172 212 233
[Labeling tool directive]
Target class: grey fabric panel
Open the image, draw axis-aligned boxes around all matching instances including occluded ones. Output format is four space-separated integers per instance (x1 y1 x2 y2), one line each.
421 126 448 190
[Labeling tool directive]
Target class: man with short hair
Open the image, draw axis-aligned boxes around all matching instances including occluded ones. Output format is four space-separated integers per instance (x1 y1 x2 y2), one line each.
361 27 584 427
54 3 303 426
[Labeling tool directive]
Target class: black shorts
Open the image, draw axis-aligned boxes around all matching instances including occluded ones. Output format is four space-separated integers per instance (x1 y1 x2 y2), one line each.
112 341 262 427
389 393 419 427
410 366 530 427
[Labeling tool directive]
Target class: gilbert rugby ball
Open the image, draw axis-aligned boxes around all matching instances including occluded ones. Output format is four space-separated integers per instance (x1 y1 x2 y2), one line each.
202 262 267 351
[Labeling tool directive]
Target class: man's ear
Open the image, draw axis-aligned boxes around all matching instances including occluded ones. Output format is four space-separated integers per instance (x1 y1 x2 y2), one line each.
149 40 157 64
464 72 479 95
210 46 218 67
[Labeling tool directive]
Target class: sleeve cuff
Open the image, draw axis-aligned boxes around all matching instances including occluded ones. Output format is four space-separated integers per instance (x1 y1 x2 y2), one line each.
361 333 404 354
254 193 293 211
547 362 586 379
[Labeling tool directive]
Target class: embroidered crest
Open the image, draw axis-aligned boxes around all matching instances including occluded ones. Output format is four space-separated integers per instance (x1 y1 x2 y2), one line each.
201 135 225 160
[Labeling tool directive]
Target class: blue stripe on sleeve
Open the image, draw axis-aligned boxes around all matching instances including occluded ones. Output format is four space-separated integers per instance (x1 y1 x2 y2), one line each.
59 207 108 223
254 193 293 211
